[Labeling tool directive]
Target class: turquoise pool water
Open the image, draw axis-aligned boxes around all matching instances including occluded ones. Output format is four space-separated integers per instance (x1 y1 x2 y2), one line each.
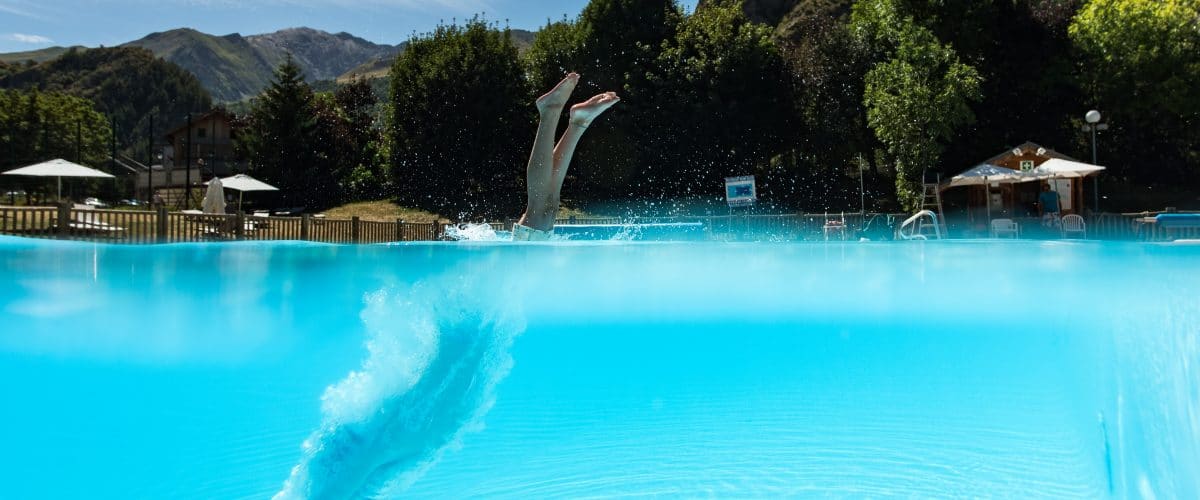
1 236 1197 498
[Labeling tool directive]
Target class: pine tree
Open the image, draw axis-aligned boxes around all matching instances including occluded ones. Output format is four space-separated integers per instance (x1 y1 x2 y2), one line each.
238 55 330 207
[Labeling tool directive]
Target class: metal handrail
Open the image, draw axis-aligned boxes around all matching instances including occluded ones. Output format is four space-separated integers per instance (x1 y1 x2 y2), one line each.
897 210 941 240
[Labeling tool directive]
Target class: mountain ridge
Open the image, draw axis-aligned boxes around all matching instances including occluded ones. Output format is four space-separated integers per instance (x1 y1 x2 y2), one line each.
117 27 402 102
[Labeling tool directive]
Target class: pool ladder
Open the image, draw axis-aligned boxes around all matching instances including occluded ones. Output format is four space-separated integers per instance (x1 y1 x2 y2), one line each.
897 210 943 240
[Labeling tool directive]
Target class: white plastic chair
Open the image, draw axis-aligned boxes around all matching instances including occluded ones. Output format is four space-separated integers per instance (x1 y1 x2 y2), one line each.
990 218 1019 238
1061 214 1086 238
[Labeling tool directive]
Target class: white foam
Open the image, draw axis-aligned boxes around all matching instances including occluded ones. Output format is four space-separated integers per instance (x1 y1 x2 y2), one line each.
443 223 505 242
275 273 526 499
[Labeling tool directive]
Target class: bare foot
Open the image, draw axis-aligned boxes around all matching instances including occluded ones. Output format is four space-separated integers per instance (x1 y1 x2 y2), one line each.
569 92 620 128
536 73 580 115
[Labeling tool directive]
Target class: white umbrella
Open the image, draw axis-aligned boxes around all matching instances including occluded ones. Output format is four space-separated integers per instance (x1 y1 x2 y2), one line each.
943 164 1036 223
942 163 1032 188
1029 158 1106 179
1028 158 1106 215
201 176 227 214
206 174 278 213
2 158 115 201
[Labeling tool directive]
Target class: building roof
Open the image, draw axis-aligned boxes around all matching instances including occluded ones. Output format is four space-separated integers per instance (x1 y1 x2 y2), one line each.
162 109 233 140
974 141 1081 168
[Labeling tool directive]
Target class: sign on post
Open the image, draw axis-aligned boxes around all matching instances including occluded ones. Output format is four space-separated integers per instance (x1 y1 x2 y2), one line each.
724 176 757 207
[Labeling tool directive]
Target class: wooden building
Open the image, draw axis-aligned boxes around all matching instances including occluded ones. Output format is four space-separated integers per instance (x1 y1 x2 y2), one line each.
950 141 1093 219
135 109 245 207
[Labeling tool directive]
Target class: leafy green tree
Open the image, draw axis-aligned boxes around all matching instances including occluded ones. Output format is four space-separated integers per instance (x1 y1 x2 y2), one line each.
774 5 881 210
388 18 531 218
0 88 114 200
647 0 793 199
854 0 982 210
237 55 334 207
1070 0 1200 184
331 77 386 201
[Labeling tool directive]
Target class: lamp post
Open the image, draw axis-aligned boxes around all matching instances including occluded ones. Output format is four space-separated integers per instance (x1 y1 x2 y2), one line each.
1083 110 1108 212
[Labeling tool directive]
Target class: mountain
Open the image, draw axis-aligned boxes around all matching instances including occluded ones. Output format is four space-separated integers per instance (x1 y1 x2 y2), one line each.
0 46 83 64
0 46 212 149
121 27 400 103
2 26 535 103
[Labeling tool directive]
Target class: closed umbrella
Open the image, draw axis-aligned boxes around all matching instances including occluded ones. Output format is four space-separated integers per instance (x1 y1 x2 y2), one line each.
2 159 115 201
201 176 226 214
206 174 278 213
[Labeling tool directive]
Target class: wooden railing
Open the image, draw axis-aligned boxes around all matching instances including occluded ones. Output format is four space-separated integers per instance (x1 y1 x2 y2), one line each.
2 206 1195 244
0 205 447 244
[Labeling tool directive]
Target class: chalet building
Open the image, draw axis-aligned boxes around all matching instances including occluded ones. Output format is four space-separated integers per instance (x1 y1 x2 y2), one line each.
944 141 1098 222
135 109 246 205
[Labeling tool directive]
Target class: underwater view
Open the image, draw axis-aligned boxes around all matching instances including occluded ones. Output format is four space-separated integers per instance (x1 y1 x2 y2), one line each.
4 0 1200 497
2 236 1198 498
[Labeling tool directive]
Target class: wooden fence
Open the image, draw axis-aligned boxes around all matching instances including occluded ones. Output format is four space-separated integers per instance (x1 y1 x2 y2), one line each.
2 205 1195 244
0 206 445 244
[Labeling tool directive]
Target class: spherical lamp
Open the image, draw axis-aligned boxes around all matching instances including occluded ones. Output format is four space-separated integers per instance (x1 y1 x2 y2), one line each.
1085 110 1101 124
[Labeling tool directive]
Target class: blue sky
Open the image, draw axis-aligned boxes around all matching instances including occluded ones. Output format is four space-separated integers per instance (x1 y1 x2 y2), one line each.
0 0 698 53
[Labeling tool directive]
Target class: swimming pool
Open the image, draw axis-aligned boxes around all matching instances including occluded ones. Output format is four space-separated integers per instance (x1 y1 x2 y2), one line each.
1 236 1197 498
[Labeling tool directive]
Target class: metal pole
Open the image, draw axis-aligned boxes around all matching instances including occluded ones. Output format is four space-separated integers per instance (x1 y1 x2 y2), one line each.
185 113 192 210
147 114 153 203
859 163 866 216
1091 126 1100 212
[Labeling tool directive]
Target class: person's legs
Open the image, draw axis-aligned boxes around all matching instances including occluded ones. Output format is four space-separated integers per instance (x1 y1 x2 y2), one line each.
518 76 620 233
519 73 578 231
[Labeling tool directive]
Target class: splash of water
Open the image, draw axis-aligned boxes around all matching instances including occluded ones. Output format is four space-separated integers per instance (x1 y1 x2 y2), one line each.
443 223 507 242
275 274 524 499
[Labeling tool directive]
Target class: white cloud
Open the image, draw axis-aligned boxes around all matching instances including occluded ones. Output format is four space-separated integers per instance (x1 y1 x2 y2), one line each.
3 33 53 44
0 1 44 19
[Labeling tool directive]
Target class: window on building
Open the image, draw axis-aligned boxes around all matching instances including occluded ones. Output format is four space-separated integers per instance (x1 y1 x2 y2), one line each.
197 127 207 138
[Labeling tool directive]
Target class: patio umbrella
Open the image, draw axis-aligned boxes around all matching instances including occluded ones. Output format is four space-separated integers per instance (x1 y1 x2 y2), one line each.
942 164 1035 223
206 174 278 213
2 158 115 201
1029 158 1106 179
1029 159 1106 213
201 176 226 214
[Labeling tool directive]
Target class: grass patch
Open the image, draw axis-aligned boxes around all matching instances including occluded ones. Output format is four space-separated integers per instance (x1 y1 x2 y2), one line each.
320 200 609 223
321 200 449 222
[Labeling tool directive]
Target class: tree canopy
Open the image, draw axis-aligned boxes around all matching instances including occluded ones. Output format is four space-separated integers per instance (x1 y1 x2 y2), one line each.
0 88 114 200
854 0 982 209
1070 0 1200 184
388 18 532 218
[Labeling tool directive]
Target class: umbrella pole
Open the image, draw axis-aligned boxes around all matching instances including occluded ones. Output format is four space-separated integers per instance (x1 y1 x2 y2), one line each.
239 191 244 214
57 176 62 202
985 177 992 230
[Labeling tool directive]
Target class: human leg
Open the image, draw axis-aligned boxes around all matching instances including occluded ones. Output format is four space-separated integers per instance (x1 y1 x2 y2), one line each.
517 79 619 234
519 73 578 231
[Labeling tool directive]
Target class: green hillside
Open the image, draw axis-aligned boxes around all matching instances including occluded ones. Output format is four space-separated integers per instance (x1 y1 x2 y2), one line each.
0 46 81 64
0 46 212 152
122 29 274 103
